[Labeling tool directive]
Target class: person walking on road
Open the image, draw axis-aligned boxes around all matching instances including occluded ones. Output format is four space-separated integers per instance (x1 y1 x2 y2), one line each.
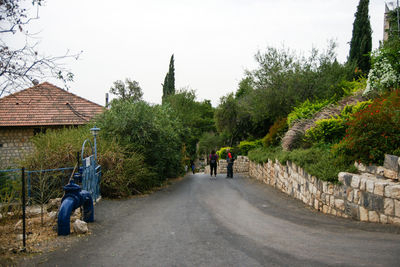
191 160 195 174
209 150 219 178
226 149 234 178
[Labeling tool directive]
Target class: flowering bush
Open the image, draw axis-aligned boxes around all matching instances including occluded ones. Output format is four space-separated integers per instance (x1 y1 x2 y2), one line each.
364 42 400 96
332 90 400 165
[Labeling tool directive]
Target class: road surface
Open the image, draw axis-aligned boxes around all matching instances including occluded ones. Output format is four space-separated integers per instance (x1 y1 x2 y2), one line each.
22 173 400 266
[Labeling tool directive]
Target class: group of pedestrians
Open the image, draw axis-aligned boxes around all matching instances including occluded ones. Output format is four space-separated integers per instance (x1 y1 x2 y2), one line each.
208 149 234 179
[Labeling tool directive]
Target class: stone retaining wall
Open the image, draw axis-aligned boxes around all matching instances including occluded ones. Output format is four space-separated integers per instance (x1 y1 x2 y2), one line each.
204 156 249 175
249 155 400 225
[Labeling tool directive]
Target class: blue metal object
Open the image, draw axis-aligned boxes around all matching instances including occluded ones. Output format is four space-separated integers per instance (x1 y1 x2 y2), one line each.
81 139 101 202
58 182 94 236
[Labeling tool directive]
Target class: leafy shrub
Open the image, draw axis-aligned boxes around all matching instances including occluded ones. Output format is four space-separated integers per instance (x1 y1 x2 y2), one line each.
262 117 288 147
22 125 92 170
304 118 346 144
287 98 333 126
340 100 372 119
97 101 185 179
22 125 159 198
335 78 367 97
100 144 156 198
304 100 372 146
332 90 400 165
217 147 232 159
248 145 356 182
237 140 263 156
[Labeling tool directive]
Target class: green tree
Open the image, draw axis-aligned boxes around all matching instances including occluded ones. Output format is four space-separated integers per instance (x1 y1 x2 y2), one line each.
164 89 215 158
109 78 143 102
162 54 175 102
349 0 372 73
97 100 185 179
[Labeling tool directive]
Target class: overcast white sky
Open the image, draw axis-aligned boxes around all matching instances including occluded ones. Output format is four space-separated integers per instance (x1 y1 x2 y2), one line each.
28 0 387 106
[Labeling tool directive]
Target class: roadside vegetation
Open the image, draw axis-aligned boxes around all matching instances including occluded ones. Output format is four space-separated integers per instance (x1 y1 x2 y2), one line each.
9 1 400 200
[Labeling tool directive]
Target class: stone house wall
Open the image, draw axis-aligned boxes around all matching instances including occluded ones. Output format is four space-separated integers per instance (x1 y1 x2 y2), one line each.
0 127 35 168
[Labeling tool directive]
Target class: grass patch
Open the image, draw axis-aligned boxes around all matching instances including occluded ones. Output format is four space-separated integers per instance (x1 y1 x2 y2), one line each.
248 145 356 182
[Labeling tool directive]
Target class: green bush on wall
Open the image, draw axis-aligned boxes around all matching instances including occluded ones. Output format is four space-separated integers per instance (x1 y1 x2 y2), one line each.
238 140 263 156
304 118 346 144
287 99 333 126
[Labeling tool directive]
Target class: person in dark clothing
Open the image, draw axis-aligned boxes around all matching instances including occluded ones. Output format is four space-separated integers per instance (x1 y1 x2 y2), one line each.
191 160 195 174
226 149 234 178
209 150 219 178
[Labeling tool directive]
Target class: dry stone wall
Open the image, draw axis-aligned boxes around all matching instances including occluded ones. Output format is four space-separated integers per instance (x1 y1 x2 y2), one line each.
204 156 250 175
248 155 400 225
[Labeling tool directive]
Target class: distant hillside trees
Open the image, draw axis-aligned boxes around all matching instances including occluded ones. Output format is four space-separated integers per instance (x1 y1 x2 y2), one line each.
349 0 372 73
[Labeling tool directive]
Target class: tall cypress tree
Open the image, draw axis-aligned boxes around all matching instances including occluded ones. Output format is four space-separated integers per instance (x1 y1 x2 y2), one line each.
162 54 175 103
349 0 372 73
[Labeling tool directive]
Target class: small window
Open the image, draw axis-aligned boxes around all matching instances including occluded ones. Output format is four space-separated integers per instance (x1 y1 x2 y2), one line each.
0 144 3 148
33 128 47 135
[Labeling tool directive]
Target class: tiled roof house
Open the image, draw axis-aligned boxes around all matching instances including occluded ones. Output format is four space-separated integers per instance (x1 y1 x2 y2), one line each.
0 82 104 168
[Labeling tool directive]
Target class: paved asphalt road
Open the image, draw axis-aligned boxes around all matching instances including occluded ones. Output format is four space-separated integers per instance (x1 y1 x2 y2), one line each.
21 173 400 266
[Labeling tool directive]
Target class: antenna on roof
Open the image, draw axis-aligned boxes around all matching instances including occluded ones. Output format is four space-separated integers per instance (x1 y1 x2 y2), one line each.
32 79 39 86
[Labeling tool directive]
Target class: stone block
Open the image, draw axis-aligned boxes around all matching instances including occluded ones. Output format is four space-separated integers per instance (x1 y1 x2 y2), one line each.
384 154 399 172
380 214 388 224
388 216 400 225
353 189 361 204
322 205 329 214
383 168 398 180
377 167 385 177
345 202 359 220
335 199 345 211
347 189 354 202
374 182 387 196
365 165 378 175
384 198 395 216
351 175 361 188
366 180 375 193
339 173 352 186
384 185 400 199
359 206 369 222
395 200 400 218
361 192 384 213
368 211 379 223
360 177 367 191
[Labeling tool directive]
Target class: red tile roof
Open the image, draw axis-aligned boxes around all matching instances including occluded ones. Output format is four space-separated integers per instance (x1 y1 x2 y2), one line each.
0 82 104 126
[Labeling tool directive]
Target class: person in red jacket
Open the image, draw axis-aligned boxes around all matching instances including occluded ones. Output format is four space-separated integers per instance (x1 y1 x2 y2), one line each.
226 149 233 178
